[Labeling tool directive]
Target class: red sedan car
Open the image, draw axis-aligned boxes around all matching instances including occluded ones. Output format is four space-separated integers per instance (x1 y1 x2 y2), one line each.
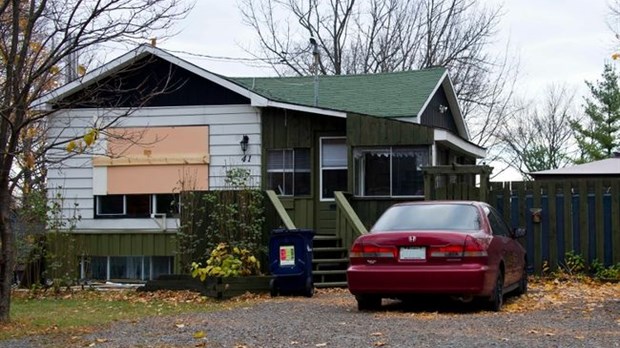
347 201 527 311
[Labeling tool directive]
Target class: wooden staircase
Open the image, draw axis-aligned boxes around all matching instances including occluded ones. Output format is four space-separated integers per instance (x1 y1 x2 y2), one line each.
312 235 348 288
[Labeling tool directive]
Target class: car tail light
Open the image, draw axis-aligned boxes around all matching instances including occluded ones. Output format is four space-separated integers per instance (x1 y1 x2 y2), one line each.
429 236 488 258
350 243 396 258
463 235 488 257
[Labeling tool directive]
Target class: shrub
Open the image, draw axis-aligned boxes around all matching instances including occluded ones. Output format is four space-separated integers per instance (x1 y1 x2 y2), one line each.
191 243 261 280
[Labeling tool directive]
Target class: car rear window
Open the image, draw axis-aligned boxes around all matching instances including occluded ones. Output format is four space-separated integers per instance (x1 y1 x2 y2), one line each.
371 204 481 232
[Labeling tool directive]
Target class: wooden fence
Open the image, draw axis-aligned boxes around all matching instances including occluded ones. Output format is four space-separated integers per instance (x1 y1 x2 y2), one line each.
489 179 620 273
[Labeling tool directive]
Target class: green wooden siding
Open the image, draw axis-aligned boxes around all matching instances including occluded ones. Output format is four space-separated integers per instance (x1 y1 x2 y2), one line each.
347 113 434 147
278 197 314 229
261 107 345 151
72 233 177 256
262 110 437 235
261 108 345 234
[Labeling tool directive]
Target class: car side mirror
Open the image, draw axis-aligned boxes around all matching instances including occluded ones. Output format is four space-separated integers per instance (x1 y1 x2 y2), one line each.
512 227 526 239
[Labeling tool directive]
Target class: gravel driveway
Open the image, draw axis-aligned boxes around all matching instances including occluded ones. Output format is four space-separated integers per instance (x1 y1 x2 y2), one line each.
2 283 619 348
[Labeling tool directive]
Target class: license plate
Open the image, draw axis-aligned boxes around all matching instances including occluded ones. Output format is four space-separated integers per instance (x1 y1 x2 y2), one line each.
400 247 426 260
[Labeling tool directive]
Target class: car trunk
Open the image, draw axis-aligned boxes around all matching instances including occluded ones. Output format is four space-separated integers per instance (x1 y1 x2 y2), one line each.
350 231 490 265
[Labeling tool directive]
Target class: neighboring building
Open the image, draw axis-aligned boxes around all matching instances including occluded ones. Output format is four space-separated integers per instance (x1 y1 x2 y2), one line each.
530 153 620 181
39 45 485 281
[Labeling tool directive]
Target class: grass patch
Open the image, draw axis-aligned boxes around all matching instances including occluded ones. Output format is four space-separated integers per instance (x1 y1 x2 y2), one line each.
0 289 247 340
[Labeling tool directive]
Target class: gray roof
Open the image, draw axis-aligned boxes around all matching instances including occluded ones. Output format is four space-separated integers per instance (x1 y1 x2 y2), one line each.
530 157 620 176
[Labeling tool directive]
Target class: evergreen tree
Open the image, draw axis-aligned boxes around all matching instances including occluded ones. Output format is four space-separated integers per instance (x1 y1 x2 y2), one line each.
571 63 620 162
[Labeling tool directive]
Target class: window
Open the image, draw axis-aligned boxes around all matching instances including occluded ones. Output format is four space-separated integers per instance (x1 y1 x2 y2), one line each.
154 194 180 217
371 204 481 232
97 195 124 216
95 194 179 218
354 146 429 197
320 137 347 200
487 206 511 237
267 149 310 196
83 256 173 281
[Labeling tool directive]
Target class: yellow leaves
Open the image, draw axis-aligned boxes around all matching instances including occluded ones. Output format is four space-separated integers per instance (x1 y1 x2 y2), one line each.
193 330 206 339
77 64 87 76
65 128 99 153
613 53 620 60
65 140 77 153
83 128 99 146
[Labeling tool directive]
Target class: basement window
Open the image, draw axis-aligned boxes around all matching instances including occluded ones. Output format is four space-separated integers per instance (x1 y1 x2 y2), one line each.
82 256 173 281
354 146 429 197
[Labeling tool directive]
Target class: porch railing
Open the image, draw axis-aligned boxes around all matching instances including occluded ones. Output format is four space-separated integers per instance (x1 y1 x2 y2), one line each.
334 191 368 250
265 190 296 230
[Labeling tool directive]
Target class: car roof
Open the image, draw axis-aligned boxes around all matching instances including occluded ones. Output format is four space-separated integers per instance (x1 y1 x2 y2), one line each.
391 200 483 207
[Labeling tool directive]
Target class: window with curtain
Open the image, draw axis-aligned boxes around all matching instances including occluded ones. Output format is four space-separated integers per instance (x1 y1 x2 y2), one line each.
321 138 347 200
267 148 310 196
354 146 429 197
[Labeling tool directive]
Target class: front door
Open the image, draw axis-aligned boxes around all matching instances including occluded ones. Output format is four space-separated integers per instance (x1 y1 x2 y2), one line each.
315 136 347 235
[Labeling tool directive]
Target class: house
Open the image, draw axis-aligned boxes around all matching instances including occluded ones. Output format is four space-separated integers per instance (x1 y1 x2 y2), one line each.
40 45 485 282
530 153 620 181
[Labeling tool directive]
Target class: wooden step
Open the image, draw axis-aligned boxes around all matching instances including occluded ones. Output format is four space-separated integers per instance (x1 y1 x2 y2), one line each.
313 269 347 276
314 281 348 288
313 235 341 241
313 247 348 252
312 258 349 264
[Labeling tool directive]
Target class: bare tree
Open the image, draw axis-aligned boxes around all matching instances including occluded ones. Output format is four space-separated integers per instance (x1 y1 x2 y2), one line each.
0 0 193 323
238 0 518 162
499 84 577 178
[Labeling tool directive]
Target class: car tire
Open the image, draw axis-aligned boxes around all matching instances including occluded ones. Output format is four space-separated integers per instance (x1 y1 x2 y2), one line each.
356 295 381 311
488 271 504 312
515 266 528 296
269 278 278 297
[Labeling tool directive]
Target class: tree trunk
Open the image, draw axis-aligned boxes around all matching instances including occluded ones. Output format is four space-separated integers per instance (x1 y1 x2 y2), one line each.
0 187 14 322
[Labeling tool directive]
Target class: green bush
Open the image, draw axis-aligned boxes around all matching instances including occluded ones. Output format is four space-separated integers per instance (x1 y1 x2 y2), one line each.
191 243 261 280
590 259 620 280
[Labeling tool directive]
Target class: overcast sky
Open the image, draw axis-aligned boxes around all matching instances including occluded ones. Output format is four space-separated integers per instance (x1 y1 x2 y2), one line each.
148 0 616 101
122 0 615 180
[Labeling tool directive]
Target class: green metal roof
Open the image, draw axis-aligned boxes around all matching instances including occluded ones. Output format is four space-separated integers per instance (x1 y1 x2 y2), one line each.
230 68 446 118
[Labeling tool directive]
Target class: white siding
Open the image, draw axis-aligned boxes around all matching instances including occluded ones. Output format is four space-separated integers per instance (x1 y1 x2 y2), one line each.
47 105 262 231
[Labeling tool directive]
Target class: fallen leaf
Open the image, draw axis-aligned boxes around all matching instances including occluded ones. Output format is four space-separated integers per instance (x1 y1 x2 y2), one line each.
88 343 95 347
175 323 186 329
545 332 555 337
528 330 538 334
575 336 585 340
96 338 108 343
291 341 299 345
374 342 387 347
371 332 383 337
316 344 327 347
193 331 206 339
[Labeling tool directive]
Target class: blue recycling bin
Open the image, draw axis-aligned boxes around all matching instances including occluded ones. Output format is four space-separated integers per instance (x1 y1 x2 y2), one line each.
269 228 315 297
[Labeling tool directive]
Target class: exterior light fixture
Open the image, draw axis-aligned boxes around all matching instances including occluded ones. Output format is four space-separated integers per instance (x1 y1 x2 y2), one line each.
240 135 250 162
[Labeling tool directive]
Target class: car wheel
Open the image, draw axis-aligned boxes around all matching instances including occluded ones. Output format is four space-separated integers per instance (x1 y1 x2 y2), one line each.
488 271 504 312
356 295 381 311
269 278 278 297
515 266 528 296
